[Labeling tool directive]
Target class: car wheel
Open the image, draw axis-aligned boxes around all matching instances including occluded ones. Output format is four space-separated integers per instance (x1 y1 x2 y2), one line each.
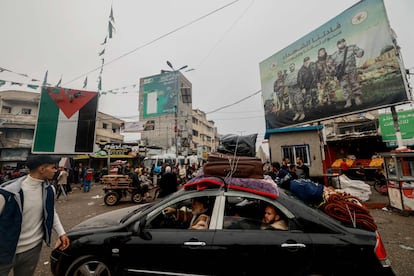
104 191 119 206
66 255 113 276
131 191 143 203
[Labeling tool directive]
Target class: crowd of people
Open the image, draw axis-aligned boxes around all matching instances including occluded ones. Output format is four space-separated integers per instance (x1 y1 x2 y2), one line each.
263 156 311 189
0 167 29 184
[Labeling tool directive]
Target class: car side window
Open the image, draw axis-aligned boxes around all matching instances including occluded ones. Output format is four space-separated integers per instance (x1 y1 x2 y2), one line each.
145 199 192 229
146 196 213 230
223 196 263 229
223 196 288 230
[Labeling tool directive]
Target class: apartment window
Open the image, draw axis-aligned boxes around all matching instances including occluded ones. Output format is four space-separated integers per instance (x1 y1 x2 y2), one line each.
102 123 108 129
2 106 11 114
21 108 31 115
281 144 310 165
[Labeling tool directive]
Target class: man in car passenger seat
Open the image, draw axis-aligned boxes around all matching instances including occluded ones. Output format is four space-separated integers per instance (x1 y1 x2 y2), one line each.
262 205 288 230
163 197 210 229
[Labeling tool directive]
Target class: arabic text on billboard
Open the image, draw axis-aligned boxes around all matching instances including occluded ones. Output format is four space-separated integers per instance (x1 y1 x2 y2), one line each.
260 0 409 130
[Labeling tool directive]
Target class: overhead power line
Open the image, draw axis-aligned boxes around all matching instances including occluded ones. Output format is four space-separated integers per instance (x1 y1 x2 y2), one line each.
206 89 262 114
64 0 241 86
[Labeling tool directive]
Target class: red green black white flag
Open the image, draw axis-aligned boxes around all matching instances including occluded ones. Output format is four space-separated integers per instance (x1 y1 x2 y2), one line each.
32 86 98 154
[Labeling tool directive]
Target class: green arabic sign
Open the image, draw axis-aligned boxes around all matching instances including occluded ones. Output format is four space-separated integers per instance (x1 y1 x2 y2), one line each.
379 109 414 142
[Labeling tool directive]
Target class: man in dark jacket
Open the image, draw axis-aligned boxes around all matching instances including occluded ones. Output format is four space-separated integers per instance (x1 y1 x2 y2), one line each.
296 157 310 179
0 155 70 276
158 166 178 198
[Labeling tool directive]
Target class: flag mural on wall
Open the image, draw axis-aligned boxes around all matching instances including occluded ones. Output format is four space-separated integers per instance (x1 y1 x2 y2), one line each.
32 86 98 154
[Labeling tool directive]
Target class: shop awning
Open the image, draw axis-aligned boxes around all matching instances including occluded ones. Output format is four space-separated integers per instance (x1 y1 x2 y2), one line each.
73 154 135 160
73 154 90 160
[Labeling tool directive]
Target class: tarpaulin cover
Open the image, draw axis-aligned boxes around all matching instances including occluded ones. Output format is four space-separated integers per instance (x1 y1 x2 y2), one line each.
217 133 258 157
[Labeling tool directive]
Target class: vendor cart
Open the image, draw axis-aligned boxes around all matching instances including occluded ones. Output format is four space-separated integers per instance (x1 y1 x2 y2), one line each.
101 174 159 206
381 151 414 215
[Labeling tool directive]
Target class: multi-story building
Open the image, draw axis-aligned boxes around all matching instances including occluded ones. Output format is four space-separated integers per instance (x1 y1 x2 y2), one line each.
139 71 219 157
0 90 38 169
95 112 124 144
192 109 219 155
0 90 124 170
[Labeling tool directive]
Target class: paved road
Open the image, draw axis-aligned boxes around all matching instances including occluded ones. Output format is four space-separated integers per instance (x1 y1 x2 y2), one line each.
34 183 413 276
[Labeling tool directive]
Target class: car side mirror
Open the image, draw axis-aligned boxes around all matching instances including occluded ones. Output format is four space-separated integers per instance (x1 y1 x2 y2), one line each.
132 220 152 240
132 220 141 234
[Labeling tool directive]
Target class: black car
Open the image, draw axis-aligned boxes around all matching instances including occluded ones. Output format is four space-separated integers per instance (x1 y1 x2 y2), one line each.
50 175 395 275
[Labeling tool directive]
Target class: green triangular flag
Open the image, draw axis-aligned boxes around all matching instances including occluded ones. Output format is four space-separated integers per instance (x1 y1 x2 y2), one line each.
109 6 115 23
108 21 115 39
98 77 102 91
27 84 39 90
42 70 48 86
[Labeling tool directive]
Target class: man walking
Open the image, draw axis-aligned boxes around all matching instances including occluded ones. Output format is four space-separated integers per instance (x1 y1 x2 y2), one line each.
56 167 69 200
0 155 70 276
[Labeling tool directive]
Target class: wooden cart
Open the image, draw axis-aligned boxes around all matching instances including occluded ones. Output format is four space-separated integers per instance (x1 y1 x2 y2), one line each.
101 175 159 206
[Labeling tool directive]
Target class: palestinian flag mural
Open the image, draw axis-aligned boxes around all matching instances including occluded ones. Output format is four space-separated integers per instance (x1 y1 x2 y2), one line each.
32 86 98 154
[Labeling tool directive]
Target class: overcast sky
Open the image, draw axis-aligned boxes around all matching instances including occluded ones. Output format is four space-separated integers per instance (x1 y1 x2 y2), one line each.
1 0 413 146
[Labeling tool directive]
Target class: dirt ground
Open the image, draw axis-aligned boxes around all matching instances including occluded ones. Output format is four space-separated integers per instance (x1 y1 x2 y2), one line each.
32 183 413 276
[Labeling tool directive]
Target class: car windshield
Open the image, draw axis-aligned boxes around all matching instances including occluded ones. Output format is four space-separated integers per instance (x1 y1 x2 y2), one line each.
120 202 154 224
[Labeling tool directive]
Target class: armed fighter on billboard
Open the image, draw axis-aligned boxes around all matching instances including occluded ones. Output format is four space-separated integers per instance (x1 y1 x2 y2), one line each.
260 0 410 130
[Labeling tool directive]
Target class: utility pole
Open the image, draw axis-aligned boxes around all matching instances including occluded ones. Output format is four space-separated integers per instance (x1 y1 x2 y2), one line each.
166 61 188 158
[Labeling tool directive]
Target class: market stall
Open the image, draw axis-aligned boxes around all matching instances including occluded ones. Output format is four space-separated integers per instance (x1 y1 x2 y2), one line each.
381 151 414 215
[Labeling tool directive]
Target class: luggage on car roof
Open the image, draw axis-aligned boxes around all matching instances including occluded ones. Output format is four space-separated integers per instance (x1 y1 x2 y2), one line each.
203 152 264 179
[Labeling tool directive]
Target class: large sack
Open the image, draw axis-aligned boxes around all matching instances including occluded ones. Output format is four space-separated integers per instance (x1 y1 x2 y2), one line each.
217 133 258 157
290 178 324 205
339 174 371 202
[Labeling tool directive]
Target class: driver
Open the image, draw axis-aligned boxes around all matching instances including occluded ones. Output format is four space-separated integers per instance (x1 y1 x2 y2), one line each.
163 197 210 230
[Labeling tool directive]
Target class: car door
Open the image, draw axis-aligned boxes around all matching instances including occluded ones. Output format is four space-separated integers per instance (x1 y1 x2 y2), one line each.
212 194 314 275
118 194 218 275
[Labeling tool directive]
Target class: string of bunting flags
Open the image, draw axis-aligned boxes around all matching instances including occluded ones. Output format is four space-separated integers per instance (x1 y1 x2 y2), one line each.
0 72 140 95
97 5 116 93
0 5 138 95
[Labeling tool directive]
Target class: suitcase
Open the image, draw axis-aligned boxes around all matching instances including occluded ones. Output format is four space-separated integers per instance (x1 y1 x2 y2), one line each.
203 154 264 179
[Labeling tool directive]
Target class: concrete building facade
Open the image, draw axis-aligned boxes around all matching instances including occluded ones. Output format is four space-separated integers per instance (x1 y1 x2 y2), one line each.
139 72 219 157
